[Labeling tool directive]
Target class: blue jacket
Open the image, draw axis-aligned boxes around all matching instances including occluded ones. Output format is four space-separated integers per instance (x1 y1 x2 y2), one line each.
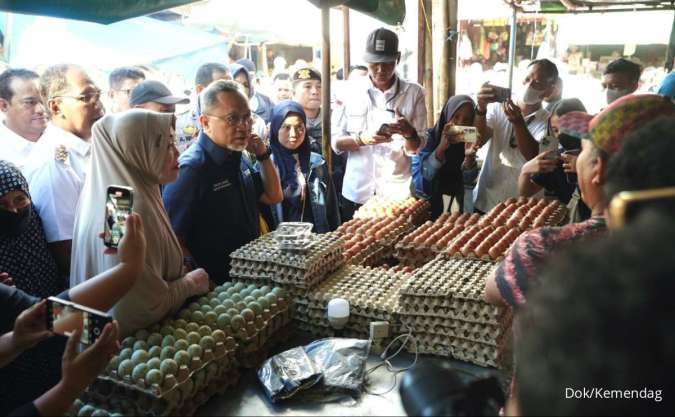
271 152 340 233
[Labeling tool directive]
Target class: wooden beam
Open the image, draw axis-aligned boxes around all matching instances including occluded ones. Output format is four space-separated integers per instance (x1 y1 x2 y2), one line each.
422 0 434 127
417 0 425 85
342 6 350 80
438 0 450 113
321 6 332 173
448 0 458 97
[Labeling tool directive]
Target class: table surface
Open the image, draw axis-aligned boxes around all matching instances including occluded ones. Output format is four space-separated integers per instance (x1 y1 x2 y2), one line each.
195 332 497 416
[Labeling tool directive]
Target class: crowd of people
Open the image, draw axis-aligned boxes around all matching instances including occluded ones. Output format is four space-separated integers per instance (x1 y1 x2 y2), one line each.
1 24 674 415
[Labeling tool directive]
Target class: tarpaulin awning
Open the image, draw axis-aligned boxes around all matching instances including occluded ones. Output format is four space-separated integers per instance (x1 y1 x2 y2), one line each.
0 0 405 26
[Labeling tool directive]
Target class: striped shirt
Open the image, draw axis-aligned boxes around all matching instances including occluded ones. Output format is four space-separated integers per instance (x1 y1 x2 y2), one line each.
495 216 607 308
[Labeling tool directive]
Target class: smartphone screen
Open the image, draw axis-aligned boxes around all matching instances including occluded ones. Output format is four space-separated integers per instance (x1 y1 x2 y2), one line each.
47 297 111 344
454 125 478 143
104 186 133 249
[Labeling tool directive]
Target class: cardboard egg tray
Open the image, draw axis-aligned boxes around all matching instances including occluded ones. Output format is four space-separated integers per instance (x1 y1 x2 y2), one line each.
478 197 568 231
399 315 509 347
413 334 503 368
353 196 431 225
229 233 344 288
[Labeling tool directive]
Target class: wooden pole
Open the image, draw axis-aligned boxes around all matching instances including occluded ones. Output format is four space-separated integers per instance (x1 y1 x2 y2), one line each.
321 6 332 173
438 0 450 114
508 5 517 91
448 0 458 97
342 6 350 80
422 0 434 127
417 0 425 85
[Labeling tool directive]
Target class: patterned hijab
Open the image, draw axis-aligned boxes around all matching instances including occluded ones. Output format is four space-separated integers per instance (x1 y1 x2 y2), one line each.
0 160 63 298
269 100 311 196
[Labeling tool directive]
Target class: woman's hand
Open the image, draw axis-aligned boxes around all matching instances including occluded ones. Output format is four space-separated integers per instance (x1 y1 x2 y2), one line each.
521 150 559 175
185 268 210 295
114 213 146 275
0 272 14 287
60 322 120 395
561 152 578 174
11 300 53 352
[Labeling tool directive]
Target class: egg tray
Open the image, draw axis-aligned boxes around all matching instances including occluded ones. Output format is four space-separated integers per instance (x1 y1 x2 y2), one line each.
412 335 503 368
236 323 294 369
399 315 511 347
72 368 241 417
479 197 568 230
401 256 497 301
231 278 310 304
293 304 404 334
353 196 429 221
337 216 416 248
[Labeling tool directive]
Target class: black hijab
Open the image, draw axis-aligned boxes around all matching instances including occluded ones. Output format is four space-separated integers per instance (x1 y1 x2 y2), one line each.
0 160 63 298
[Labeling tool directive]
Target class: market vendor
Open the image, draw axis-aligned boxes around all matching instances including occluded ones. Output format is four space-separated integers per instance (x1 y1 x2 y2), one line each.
163 80 282 284
331 28 426 222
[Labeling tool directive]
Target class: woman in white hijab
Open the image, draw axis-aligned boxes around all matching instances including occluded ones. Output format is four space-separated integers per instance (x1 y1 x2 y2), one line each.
70 110 209 336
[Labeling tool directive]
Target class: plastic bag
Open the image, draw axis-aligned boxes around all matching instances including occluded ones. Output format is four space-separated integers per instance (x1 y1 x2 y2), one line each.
258 338 371 403
257 346 322 402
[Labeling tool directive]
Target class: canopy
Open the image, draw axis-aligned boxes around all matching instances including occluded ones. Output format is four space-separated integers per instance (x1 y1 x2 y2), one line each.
0 0 405 26
5 13 228 83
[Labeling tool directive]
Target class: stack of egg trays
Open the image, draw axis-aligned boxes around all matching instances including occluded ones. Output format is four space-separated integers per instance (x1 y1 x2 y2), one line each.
293 265 409 341
230 233 344 289
397 254 512 368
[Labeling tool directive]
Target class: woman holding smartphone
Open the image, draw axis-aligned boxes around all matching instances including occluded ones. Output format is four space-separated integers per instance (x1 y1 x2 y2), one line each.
70 110 210 336
412 95 476 218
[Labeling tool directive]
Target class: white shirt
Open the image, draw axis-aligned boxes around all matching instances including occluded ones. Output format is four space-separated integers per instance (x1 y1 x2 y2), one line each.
473 103 553 212
23 125 91 243
0 121 41 172
331 75 427 204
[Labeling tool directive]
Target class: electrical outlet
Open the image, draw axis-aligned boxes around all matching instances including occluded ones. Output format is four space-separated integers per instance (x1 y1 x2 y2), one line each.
370 321 390 340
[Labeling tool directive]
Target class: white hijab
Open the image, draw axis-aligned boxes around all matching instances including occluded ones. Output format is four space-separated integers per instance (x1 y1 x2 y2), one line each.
70 110 187 335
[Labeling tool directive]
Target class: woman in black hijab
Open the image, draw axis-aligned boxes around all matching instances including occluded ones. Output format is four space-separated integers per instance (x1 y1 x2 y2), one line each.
412 95 476 219
0 160 63 298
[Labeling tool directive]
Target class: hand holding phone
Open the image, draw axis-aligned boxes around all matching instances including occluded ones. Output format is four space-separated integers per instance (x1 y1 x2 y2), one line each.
46 297 112 345
104 186 133 249
480 83 511 103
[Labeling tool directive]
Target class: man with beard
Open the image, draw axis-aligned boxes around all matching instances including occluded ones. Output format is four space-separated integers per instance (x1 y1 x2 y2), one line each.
23 64 105 276
163 80 282 284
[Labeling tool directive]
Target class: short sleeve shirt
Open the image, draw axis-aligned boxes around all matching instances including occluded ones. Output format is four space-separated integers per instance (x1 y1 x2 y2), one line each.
494 216 608 308
162 132 263 284
22 125 91 243
0 121 40 173
473 104 552 212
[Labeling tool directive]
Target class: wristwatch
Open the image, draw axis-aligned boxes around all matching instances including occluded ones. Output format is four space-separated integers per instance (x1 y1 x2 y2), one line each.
355 131 365 146
256 146 272 161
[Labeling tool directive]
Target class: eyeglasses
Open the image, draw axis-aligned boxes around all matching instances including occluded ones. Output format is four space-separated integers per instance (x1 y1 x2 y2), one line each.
52 90 102 104
204 113 253 127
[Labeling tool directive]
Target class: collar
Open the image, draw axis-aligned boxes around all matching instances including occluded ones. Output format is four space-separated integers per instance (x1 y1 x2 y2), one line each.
45 124 91 157
0 120 41 152
198 131 239 166
368 75 402 96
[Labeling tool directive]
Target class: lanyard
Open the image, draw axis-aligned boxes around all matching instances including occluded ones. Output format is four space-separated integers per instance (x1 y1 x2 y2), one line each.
508 111 538 148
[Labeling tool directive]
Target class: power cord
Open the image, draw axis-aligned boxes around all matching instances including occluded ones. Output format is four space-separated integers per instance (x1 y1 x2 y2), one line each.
363 323 419 396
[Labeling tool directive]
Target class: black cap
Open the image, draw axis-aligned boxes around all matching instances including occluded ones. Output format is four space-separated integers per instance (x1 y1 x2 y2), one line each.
364 28 399 64
292 67 321 83
129 80 189 107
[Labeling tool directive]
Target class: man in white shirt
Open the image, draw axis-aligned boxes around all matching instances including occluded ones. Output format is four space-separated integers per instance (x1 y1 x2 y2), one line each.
23 64 105 276
332 28 427 220
473 59 559 213
107 66 145 113
0 69 48 171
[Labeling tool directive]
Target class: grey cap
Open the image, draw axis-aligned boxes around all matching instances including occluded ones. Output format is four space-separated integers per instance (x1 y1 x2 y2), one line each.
129 80 189 107
363 28 399 64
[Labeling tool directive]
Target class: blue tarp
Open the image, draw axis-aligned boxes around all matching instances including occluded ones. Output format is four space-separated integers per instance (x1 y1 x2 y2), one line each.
4 13 228 83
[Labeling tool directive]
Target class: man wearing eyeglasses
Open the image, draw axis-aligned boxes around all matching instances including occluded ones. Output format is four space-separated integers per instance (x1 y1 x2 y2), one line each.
163 80 283 285
107 66 145 113
22 64 105 276
0 69 49 172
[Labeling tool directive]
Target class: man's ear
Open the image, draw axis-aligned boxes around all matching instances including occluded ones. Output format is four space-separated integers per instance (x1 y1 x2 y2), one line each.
195 84 205 95
0 98 10 113
592 154 607 186
199 114 210 133
48 98 61 118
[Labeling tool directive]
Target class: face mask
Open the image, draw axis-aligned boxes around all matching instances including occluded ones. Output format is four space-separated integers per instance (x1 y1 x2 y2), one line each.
0 205 32 238
521 83 544 105
606 88 631 105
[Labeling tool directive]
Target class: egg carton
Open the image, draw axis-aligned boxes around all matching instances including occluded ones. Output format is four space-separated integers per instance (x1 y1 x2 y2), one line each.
480 197 568 231
338 216 416 248
400 315 511 347
410 332 506 368
294 304 403 332
353 196 427 219
231 277 310 305
398 301 507 326
73 368 241 417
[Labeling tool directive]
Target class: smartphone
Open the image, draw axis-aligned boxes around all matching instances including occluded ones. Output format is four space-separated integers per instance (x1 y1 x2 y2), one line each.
104 186 133 249
608 187 675 230
46 297 112 344
453 125 478 143
376 123 394 137
484 83 511 102
561 149 580 184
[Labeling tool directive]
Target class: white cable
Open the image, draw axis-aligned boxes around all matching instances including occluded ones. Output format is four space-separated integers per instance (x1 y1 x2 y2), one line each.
363 323 419 396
